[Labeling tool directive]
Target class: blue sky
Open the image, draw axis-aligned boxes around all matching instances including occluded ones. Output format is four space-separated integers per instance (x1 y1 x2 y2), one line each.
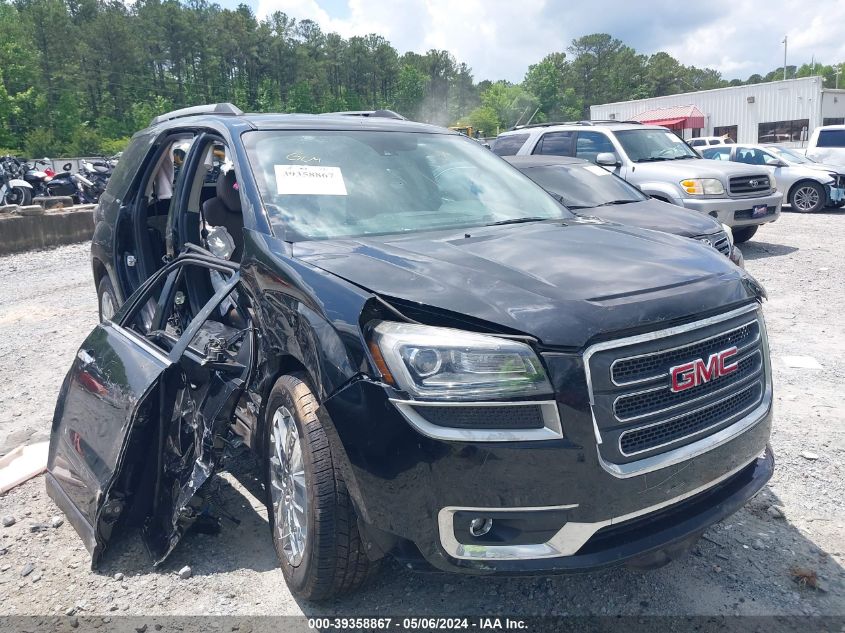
222 0 845 83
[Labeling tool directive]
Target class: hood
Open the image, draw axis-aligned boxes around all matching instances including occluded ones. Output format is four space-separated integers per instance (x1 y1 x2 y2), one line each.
580 198 722 238
294 221 759 349
798 162 842 177
807 147 845 166
634 158 771 180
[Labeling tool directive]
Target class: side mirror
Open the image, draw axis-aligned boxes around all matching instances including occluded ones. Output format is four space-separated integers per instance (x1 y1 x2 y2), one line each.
596 152 619 167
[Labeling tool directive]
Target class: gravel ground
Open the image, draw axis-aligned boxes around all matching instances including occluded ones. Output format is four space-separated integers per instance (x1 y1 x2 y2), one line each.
0 210 843 618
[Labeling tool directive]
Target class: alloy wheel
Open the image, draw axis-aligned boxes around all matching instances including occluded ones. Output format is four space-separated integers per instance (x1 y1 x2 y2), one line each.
793 185 820 212
269 405 308 567
100 292 115 321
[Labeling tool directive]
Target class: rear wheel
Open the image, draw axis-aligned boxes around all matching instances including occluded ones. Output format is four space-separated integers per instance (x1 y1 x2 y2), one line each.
789 181 825 213
265 373 378 601
97 275 118 322
731 225 758 244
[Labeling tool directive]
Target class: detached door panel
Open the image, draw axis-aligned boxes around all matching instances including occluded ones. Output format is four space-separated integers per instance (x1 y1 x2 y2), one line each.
47 254 249 567
47 324 171 563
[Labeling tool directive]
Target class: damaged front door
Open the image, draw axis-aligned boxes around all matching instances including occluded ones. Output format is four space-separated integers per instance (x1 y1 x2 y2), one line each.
47 253 252 566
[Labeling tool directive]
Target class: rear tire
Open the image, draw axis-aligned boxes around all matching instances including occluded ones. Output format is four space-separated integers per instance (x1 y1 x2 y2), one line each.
97 275 118 322
264 373 378 601
789 181 825 213
732 225 758 244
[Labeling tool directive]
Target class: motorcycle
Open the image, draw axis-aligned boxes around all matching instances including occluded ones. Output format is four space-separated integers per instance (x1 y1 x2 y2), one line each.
0 156 33 206
77 157 115 203
24 158 79 200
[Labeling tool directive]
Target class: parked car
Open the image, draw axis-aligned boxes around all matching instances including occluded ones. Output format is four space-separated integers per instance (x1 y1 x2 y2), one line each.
690 136 734 149
702 144 845 213
804 124 845 165
490 121 783 243
49 104 774 601
504 155 743 267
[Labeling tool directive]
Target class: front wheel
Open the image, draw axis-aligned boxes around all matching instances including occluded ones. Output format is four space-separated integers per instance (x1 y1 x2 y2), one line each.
265 373 378 601
789 181 826 213
731 225 758 244
3 186 31 206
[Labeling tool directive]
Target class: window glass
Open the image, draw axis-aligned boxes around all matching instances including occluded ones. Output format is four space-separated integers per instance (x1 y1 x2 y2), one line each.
574 131 616 162
713 125 738 142
757 119 809 143
822 118 845 126
534 131 575 156
242 130 571 241
691 139 705 147
613 129 698 162
817 129 845 148
701 147 731 160
523 164 646 210
767 146 814 164
104 132 156 199
735 147 771 166
490 133 529 156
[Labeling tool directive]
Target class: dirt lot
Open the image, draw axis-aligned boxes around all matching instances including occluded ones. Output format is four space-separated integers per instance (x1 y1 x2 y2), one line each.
0 210 843 619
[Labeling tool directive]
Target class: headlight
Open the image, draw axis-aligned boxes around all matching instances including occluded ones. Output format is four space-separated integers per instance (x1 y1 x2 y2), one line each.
680 178 725 196
721 223 734 247
769 175 777 189
369 321 553 400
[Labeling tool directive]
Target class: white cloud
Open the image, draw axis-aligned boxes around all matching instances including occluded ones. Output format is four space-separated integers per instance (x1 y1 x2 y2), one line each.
253 0 845 82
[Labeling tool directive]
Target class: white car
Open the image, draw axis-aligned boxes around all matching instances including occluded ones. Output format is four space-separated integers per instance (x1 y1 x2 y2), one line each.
702 143 845 213
805 125 845 166
690 136 735 150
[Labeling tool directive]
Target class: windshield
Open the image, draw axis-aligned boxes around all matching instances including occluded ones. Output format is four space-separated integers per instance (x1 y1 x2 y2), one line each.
242 130 569 240
520 163 646 209
767 146 814 164
614 129 699 162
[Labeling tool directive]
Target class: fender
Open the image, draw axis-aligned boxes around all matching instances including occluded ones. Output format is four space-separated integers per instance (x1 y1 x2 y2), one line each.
636 181 683 205
5 179 32 189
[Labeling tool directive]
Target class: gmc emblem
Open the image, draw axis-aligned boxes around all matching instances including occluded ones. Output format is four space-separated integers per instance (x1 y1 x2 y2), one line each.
670 347 738 393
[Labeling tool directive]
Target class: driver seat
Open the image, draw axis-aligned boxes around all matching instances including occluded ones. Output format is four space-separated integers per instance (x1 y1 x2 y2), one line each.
202 170 244 261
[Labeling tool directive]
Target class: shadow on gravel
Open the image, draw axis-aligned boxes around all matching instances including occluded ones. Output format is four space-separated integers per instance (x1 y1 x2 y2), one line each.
742 241 799 261
83 453 843 616
783 205 845 216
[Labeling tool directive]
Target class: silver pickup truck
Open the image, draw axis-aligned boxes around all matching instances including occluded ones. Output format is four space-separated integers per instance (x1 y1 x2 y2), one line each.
491 121 783 243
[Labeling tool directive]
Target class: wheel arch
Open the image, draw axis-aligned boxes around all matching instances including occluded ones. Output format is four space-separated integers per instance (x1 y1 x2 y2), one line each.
787 178 825 205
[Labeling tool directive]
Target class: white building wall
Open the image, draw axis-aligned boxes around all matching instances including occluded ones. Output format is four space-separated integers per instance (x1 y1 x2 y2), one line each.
821 89 845 124
590 77 827 146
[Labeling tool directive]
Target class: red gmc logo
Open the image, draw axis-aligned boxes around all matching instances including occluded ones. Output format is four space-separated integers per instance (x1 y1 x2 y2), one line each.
670 347 738 393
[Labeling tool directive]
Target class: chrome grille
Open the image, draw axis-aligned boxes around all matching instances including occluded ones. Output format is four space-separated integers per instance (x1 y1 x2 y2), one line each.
585 306 769 464
695 231 731 257
729 175 770 195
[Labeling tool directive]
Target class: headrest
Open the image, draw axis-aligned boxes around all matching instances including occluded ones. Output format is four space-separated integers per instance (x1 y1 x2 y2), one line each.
216 170 241 213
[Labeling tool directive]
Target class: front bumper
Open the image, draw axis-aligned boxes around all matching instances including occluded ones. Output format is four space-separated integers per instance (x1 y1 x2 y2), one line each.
322 360 773 575
678 191 783 228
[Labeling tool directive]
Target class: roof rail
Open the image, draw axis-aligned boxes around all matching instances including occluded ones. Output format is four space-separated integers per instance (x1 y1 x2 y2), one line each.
323 109 407 120
150 103 243 126
510 119 643 131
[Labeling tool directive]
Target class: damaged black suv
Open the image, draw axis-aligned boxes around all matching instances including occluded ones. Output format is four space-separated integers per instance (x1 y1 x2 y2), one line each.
49 104 774 600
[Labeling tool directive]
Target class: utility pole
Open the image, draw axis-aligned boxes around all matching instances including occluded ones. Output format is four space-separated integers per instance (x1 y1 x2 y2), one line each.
836 66 842 90
782 35 788 80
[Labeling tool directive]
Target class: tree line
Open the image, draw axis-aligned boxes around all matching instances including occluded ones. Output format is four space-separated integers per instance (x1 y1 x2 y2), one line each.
1 0 842 156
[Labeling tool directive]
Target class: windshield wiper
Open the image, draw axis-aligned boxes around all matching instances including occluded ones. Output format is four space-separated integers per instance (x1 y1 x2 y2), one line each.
595 199 640 206
635 157 671 162
485 216 549 226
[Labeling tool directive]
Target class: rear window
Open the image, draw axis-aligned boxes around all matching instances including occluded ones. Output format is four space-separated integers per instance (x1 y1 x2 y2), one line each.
490 133 529 156
817 129 845 148
104 132 156 199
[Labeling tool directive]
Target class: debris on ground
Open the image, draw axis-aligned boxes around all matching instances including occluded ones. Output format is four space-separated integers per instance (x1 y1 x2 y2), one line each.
20 562 34 577
50 516 64 528
790 566 827 591
801 451 820 461
767 505 784 519
178 566 192 580
0 441 49 493
1 516 15 527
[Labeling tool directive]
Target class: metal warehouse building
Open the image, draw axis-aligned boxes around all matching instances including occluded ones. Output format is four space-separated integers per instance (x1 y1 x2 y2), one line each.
590 76 845 147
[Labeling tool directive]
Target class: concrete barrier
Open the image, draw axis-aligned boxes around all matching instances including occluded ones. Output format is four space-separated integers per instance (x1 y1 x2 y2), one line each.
0 208 94 256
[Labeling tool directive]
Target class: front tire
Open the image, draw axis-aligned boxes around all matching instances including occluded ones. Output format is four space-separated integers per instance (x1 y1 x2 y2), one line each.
732 225 758 244
97 275 118 322
789 181 825 213
4 186 31 206
265 373 378 601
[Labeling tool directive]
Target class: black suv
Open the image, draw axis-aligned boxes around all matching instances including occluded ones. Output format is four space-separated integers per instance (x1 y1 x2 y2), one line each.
48 104 774 600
